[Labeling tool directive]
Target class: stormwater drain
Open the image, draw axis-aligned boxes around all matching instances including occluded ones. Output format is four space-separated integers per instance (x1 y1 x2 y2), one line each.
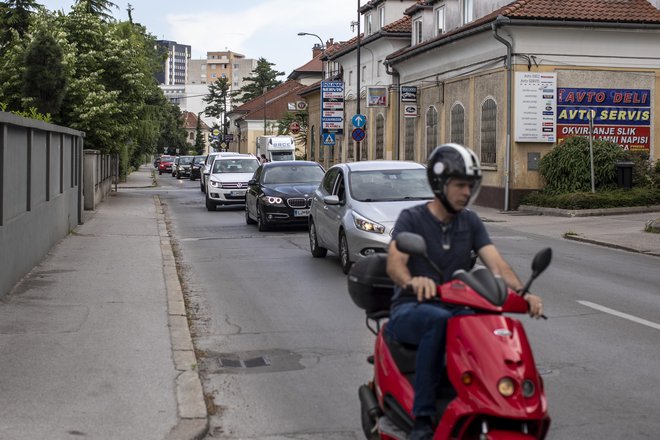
218 356 271 369
206 348 304 375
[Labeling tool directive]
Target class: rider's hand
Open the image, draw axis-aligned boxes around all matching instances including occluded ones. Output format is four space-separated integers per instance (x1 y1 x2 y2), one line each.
406 276 437 302
524 293 544 318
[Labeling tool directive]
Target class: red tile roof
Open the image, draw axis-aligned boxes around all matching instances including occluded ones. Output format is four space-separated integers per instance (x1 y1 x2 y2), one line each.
326 16 412 60
388 0 660 62
181 111 209 130
502 0 660 22
229 80 307 121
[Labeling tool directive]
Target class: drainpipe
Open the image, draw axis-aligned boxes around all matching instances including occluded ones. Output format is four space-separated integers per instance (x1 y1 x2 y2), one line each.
384 61 401 160
491 17 513 211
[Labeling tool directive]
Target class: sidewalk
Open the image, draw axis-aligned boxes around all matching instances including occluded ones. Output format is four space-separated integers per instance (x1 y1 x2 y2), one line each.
0 166 207 440
473 204 660 257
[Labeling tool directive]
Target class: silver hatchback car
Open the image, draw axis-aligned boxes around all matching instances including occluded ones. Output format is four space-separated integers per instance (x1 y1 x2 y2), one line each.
308 161 434 273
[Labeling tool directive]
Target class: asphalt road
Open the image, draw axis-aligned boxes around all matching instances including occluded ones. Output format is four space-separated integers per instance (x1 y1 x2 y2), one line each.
153 172 660 440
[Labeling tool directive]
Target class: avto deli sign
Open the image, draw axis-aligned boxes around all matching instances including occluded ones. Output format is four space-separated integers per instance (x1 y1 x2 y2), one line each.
557 88 651 152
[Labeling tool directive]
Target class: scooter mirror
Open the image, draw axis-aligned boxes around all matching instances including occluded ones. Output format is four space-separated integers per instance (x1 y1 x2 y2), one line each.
395 232 427 257
531 247 552 277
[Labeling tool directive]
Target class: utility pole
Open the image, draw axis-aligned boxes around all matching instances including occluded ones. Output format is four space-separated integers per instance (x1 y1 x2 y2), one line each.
355 0 362 161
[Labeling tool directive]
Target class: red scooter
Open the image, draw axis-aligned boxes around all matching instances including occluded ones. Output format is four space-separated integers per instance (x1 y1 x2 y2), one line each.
348 232 552 440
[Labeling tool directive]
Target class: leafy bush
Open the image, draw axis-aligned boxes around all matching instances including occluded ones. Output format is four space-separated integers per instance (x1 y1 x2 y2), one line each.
521 187 660 210
538 136 628 194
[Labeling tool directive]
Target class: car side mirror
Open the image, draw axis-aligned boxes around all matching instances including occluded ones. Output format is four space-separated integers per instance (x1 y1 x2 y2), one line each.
248 179 256 186
323 195 340 205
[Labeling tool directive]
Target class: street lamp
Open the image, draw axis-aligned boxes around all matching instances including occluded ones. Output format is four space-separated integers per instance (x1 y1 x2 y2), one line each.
297 32 325 80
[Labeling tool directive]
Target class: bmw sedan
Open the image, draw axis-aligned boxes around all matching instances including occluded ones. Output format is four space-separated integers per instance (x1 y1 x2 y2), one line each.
308 161 433 273
245 161 325 231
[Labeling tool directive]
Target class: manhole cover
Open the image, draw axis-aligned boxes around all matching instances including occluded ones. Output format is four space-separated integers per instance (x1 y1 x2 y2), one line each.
205 348 303 375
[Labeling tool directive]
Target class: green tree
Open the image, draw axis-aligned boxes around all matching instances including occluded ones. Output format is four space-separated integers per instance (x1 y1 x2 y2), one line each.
277 111 308 158
0 0 41 48
22 28 67 116
194 113 205 154
231 57 284 105
74 0 117 21
203 77 230 136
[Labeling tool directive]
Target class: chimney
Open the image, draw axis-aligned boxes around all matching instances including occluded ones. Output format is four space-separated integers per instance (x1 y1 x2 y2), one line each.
312 43 323 58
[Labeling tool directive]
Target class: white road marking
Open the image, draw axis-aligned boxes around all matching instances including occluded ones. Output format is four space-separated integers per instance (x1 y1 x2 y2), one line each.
578 300 660 331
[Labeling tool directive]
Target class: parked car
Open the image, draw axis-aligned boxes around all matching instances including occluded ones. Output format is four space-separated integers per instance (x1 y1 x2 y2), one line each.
189 155 206 181
205 154 260 211
158 155 174 175
245 161 325 231
173 155 194 178
200 151 240 192
308 161 434 273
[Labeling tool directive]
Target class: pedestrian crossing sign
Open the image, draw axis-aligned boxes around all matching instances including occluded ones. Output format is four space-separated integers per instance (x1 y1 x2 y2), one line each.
322 133 336 146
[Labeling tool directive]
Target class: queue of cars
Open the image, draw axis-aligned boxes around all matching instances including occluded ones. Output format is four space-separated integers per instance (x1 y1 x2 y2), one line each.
155 152 433 273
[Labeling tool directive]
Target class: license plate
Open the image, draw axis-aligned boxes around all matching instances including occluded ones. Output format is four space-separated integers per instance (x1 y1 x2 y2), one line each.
294 209 310 217
230 190 246 197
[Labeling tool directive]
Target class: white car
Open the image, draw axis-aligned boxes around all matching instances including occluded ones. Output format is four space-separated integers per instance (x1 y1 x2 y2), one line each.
205 154 260 211
200 151 240 192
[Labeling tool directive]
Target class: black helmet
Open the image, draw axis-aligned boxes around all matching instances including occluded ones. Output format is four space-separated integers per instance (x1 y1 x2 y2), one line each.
427 143 482 213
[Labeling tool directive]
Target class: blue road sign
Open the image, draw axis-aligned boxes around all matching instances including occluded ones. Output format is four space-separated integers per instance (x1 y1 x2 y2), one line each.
322 133 336 146
352 128 366 142
351 114 366 128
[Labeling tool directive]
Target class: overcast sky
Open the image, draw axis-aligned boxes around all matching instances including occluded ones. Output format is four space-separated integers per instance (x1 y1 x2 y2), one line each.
38 0 361 76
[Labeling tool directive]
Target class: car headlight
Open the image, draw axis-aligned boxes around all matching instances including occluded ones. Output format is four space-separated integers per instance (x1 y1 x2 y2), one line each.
210 180 221 188
262 195 284 206
353 214 385 234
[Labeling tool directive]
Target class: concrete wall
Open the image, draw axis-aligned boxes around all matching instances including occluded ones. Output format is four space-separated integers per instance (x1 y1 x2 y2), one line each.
0 112 84 299
83 150 115 210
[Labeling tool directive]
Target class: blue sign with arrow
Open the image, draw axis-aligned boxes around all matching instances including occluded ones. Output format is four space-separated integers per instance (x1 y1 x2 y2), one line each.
351 114 366 128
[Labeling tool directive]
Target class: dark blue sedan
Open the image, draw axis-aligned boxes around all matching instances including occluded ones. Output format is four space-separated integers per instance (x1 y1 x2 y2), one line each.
245 161 325 231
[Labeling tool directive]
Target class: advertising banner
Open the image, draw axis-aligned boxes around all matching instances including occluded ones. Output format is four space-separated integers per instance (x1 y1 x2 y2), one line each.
367 86 388 108
514 72 557 143
557 88 651 152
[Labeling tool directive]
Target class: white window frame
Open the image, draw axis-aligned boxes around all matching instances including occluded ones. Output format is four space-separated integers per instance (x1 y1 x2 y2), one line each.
463 0 474 24
365 13 373 35
413 18 423 45
435 6 445 36
378 6 385 29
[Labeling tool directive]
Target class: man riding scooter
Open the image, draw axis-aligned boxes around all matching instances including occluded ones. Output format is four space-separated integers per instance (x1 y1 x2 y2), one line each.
386 143 545 440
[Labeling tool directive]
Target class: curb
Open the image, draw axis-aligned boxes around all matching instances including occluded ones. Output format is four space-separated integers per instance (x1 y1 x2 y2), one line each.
155 196 209 440
518 204 660 217
563 234 660 257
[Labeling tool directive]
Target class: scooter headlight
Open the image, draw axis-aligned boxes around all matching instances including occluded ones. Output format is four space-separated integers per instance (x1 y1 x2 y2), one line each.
497 377 515 397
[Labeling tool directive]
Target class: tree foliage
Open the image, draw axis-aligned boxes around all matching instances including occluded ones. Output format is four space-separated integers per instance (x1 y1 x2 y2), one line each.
204 77 230 132
538 136 629 194
22 28 67 116
231 57 284 105
0 2 188 176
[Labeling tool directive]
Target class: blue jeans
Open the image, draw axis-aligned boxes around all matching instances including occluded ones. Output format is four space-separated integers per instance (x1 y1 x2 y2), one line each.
385 301 472 417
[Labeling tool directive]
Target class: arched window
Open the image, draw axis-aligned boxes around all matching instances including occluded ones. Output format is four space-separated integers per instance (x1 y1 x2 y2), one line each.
425 106 438 159
480 98 497 164
404 117 415 161
375 114 385 159
450 103 465 145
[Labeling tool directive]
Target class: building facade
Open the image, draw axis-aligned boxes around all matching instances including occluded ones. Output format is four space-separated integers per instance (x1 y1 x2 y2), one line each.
305 0 660 210
155 40 191 85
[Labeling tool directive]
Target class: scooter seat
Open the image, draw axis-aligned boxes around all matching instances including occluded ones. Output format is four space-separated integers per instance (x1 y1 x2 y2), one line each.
384 332 418 374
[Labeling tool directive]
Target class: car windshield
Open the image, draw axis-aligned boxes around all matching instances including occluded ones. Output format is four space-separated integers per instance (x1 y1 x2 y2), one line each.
263 165 325 184
212 158 259 174
349 169 433 202
193 156 205 164
161 156 173 162
179 156 193 165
